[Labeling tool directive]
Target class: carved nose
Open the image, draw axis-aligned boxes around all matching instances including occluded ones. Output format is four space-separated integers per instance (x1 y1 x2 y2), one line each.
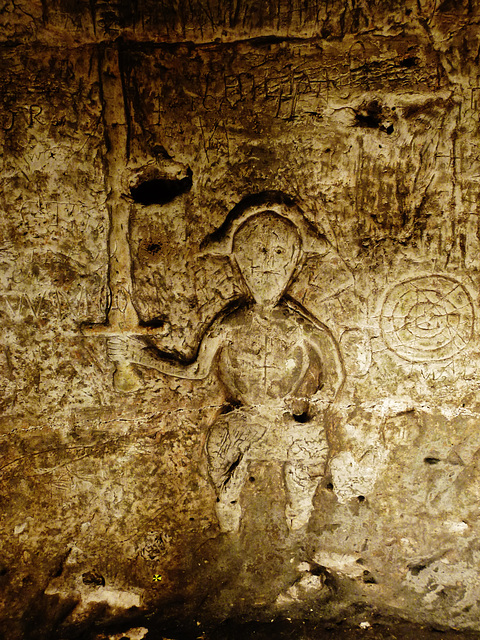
264 253 276 268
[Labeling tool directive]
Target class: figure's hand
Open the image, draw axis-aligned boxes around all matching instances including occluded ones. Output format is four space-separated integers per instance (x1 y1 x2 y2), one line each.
107 337 140 364
104 338 144 392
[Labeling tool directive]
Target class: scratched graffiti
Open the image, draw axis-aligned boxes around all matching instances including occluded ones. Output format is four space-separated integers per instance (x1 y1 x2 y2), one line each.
124 38 442 125
0 285 107 323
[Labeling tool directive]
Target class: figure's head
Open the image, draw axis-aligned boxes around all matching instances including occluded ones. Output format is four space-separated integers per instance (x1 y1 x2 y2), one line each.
232 212 301 306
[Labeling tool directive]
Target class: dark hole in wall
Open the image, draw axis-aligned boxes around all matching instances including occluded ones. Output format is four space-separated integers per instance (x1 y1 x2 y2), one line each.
222 455 243 489
139 317 167 329
399 56 418 68
355 112 381 129
354 100 394 134
227 456 241 476
220 400 242 415
52 564 63 578
130 169 193 205
146 243 162 254
409 563 427 576
310 564 328 577
354 100 383 129
82 570 106 587
362 570 377 584
292 411 311 423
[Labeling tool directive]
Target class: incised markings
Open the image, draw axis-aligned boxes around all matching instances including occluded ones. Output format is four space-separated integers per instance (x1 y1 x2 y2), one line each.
380 275 474 362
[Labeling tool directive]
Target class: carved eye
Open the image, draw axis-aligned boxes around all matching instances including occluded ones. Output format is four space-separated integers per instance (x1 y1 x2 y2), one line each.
275 248 283 255
130 168 192 205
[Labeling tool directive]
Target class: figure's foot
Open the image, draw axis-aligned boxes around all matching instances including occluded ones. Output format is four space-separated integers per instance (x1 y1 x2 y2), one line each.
285 499 313 531
215 500 242 533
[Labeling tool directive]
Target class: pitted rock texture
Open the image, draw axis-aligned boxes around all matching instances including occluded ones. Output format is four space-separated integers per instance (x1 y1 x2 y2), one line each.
3 2 480 639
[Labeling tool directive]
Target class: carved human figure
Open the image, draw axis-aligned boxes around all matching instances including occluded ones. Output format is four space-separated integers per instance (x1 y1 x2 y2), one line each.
108 207 344 532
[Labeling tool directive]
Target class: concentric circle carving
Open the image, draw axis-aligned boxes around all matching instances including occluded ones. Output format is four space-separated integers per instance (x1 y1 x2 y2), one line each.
380 276 474 362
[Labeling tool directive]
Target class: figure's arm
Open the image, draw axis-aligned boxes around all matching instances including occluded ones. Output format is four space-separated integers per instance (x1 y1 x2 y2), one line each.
290 344 323 417
284 296 345 404
107 323 226 380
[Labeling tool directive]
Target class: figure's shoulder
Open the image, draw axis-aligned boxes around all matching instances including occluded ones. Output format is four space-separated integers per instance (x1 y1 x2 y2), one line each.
281 296 336 339
219 298 252 329
272 301 304 328
278 297 313 324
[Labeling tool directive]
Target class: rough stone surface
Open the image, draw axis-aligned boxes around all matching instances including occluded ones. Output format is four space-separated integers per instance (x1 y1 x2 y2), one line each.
3 2 480 639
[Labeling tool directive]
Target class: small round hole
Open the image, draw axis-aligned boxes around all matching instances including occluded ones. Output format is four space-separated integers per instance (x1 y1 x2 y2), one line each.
146 243 162 254
357 495 365 502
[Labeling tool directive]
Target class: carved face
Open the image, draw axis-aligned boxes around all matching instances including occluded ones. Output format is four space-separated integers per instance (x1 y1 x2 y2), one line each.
232 212 301 306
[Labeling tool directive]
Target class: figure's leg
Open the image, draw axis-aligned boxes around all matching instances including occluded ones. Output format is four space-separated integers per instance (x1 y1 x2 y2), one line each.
284 425 329 530
211 453 250 533
206 416 256 533
284 462 323 531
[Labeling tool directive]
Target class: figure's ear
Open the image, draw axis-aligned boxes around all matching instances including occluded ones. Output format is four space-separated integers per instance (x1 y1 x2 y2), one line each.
292 241 302 264
229 254 253 300
288 247 306 285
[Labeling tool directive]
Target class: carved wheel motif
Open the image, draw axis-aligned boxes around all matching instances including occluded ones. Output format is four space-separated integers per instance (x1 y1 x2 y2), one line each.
381 276 474 362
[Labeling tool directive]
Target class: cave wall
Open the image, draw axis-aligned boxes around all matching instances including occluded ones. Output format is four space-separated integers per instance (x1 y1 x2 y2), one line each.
2 2 480 638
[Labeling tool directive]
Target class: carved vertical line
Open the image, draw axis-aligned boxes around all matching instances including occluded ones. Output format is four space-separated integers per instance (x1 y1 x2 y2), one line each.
88 0 96 35
97 42 139 331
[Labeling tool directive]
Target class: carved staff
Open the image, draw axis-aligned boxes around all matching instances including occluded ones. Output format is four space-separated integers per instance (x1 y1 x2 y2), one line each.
83 43 153 392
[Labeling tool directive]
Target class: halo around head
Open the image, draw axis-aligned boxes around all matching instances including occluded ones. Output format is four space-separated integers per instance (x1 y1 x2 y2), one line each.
200 191 330 258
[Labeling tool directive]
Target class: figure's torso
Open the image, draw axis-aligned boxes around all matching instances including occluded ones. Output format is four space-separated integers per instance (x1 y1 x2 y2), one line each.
217 305 311 406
